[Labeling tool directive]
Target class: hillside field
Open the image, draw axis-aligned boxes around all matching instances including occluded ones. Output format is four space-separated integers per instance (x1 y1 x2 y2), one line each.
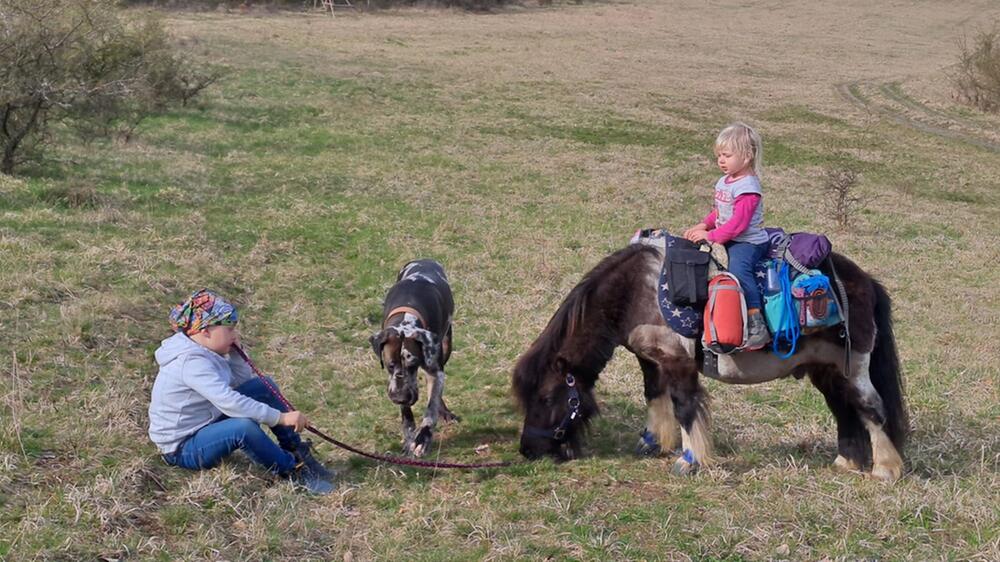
1 0 999 559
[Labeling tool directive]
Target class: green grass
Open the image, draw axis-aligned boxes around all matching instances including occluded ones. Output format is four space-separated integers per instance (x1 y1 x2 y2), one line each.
1 4 999 561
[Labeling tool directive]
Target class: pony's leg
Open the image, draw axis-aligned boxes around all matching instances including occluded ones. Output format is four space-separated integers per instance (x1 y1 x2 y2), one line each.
848 352 904 481
667 361 712 476
410 368 445 457
635 356 677 456
625 324 707 473
808 366 871 472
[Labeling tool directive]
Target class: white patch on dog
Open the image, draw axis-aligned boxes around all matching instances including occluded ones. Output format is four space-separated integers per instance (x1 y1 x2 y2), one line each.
403 272 437 284
401 348 418 366
395 320 422 339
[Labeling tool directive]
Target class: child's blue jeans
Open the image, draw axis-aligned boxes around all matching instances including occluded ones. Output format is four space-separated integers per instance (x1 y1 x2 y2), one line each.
162 377 301 475
725 240 770 310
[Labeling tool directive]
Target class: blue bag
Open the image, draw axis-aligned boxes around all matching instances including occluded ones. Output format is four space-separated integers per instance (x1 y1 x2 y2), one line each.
791 270 841 331
763 260 799 358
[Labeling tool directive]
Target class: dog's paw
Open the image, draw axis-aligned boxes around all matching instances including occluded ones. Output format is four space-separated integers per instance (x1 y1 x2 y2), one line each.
409 426 433 457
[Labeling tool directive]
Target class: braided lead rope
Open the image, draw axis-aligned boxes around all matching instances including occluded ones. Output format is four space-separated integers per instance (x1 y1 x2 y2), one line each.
232 345 512 470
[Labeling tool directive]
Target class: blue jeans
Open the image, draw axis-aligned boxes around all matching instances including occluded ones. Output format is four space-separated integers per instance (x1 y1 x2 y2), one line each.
162 377 301 475
726 240 769 310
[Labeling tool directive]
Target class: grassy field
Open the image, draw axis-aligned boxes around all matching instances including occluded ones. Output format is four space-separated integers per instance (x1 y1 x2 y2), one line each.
2 1 999 559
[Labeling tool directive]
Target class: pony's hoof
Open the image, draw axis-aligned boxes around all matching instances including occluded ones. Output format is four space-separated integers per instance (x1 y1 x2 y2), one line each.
671 458 699 476
833 454 861 472
439 408 461 424
871 463 902 483
635 429 662 457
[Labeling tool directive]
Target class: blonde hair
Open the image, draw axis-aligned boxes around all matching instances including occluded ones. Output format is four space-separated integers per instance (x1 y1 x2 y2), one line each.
715 122 762 177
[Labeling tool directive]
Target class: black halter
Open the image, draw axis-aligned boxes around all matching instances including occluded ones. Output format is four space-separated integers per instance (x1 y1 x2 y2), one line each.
522 373 582 443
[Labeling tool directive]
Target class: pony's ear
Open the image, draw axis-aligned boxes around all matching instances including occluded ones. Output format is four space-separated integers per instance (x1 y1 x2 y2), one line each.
369 330 387 368
414 329 440 370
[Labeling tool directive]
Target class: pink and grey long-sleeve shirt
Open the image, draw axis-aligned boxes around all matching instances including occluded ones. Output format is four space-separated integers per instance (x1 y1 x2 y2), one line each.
703 175 769 245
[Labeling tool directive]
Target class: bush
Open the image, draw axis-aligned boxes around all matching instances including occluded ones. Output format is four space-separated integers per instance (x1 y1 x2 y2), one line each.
823 167 866 230
0 0 219 174
952 26 1000 113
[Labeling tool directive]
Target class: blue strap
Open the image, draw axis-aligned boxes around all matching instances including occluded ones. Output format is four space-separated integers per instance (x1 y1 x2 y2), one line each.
772 261 800 359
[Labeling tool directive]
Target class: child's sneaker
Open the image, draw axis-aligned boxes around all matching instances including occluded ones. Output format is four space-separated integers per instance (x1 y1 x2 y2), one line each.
745 311 772 351
292 440 336 481
287 460 336 495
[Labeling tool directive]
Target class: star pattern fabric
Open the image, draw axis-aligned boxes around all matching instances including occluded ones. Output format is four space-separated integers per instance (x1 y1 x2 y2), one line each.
646 231 767 338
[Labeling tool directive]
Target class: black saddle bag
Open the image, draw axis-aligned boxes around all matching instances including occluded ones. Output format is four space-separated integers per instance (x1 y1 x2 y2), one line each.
665 238 710 306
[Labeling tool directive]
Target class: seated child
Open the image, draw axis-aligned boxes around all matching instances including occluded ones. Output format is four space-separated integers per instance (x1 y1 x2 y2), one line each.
683 122 772 350
148 289 336 494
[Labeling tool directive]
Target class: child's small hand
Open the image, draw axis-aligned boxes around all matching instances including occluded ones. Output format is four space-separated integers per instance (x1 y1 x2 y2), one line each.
683 223 707 240
685 229 709 243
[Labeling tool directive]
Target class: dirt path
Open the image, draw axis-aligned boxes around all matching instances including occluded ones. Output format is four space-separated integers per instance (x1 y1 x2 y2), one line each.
836 79 1000 153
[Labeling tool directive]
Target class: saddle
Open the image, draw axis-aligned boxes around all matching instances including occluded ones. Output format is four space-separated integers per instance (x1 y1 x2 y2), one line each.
632 228 846 355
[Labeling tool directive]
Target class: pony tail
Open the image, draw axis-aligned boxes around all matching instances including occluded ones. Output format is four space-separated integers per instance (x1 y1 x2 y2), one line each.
869 280 909 450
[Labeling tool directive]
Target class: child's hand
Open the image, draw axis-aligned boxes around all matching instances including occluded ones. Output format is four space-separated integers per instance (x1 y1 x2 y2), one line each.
683 223 707 240
685 228 709 243
279 411 309 432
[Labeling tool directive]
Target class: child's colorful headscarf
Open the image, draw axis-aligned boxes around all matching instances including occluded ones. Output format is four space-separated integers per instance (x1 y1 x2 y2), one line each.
169 289 238 335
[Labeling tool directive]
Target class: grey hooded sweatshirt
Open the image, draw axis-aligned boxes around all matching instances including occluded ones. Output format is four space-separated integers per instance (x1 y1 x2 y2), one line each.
148 332 282 455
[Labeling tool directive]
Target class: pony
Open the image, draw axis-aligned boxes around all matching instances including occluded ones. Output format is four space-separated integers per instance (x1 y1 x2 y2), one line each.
511 243 908 481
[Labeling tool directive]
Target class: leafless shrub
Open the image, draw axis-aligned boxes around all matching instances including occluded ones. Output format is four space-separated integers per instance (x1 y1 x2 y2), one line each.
823 167 867 229
952 25 1000 113
0 0 219 173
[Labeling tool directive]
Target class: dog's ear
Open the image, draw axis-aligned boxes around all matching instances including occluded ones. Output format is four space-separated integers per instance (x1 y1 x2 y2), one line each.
413 329 440 370
369 330 387 368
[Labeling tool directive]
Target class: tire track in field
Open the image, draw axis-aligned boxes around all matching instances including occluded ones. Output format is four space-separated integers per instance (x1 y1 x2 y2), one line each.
835 80 1000 153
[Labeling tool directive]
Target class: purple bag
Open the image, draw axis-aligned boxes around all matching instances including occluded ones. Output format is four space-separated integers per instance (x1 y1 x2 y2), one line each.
764 227 788 259
763 228 832 269
788 233 831 268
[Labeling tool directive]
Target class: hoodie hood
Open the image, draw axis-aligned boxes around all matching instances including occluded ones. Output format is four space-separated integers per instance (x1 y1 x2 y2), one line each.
155 332 219 367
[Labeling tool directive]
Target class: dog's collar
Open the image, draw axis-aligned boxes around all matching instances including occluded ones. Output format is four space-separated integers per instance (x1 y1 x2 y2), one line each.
384 306 427 329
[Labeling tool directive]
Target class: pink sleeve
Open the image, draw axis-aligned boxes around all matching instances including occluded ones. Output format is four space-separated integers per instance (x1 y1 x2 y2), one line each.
706 194 760 244
703 209 718 230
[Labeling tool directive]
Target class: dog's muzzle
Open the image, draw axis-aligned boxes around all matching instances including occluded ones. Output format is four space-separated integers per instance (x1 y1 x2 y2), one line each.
388 371 418 406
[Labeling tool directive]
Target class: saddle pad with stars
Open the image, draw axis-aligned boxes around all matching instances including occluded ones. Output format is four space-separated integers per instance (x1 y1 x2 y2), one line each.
651 232 767 338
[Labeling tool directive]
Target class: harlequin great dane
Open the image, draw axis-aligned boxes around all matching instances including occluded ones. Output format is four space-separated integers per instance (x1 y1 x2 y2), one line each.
369 259 459 457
